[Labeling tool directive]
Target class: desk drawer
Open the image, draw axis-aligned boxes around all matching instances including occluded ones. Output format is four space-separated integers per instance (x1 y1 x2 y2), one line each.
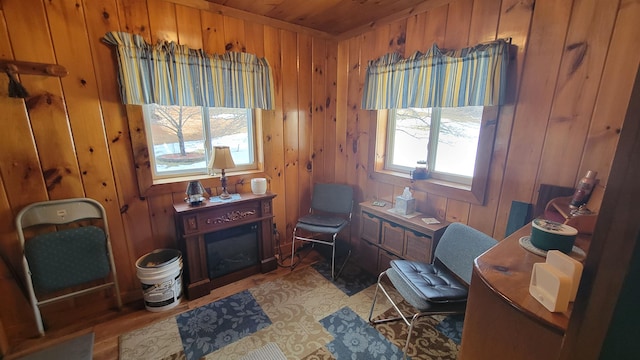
404 230 433 262
359 239 380 275
378 248 401 274
381 221 404 254
196 203 260 233
361 211 381 243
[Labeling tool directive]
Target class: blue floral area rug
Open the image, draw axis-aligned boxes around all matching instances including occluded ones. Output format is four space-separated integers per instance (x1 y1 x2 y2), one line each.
176 290 271 360
435 314 464 345
321 306 404 359
119 265 461 360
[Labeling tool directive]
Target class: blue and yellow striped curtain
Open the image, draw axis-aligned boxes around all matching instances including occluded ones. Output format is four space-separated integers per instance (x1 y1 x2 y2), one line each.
362 39 510 109
103 32 275 109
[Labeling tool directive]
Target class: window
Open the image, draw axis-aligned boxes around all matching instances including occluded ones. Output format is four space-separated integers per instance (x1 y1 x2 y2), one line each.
386 106 485 186
142 104 257 180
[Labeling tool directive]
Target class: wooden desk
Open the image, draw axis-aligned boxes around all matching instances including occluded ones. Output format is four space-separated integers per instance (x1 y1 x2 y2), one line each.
458 225 590 360
173 192 277 300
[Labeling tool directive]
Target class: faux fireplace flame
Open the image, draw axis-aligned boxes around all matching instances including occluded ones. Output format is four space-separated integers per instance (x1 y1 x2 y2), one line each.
205 223 259 279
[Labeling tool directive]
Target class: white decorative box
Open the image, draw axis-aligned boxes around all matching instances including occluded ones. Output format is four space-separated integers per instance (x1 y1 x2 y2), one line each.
529 262 571 312
529 250 584 312
545 250 583 302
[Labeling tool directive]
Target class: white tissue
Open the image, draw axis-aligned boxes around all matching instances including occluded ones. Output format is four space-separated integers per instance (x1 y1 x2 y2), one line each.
401 187 413 199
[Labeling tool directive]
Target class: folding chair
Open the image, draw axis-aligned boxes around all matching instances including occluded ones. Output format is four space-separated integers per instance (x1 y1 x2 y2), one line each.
16 197 122 336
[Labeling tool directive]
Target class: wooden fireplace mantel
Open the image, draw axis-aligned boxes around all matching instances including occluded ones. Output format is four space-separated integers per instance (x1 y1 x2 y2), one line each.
173 192 277 300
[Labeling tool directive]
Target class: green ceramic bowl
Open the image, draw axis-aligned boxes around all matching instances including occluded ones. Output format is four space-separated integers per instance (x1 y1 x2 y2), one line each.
530 219 578 254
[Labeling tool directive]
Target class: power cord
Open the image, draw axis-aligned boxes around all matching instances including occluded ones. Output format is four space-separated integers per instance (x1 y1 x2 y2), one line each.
274 224 294 268
274 223 313 268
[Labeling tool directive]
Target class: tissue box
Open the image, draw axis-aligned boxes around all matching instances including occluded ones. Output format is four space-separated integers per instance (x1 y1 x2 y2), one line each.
395 196 416 215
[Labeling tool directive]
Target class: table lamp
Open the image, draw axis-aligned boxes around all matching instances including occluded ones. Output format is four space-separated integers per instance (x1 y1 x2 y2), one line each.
208 146 236 199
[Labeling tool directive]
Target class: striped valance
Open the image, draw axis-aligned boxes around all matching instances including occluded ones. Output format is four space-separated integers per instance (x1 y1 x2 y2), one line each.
103 32 275 109
362 39 510 109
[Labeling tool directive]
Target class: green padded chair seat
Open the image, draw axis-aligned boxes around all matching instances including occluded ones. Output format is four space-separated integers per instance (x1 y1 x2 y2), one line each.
25 225 111 294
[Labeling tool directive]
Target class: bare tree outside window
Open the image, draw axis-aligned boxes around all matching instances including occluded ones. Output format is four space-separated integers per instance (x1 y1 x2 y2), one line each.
208 108 248 146
394 108 478 145
142 104 257 179
149 104 203 159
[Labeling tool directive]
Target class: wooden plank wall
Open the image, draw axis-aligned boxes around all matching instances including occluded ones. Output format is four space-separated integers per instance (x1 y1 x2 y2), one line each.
0 0 335 344
333 0 639 245
0 0 638 350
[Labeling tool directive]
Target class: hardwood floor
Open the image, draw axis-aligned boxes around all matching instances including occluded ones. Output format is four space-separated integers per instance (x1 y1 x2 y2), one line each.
4 252 324 360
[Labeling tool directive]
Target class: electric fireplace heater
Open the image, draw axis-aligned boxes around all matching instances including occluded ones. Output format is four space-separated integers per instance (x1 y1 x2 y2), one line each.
205 222 259 279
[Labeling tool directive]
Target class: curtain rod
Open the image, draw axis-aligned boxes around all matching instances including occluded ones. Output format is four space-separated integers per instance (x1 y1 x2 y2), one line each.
475 37 512 46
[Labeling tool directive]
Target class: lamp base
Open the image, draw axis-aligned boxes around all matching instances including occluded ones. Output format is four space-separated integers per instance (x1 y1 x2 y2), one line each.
219 173 231 199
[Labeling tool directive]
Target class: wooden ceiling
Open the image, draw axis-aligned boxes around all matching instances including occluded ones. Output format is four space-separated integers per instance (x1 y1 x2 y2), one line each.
205 0 443 36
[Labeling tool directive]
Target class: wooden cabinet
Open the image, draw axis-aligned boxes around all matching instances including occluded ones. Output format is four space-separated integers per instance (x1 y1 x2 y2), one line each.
458 225 591 360
174 193 277 300
358 201 448 274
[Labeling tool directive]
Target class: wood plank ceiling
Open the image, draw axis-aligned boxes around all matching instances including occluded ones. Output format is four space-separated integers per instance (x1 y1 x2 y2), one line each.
205 0 438 36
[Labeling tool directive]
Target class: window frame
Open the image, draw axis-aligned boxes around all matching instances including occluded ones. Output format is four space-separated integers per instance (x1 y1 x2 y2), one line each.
142 105 258 180
126 105 265 197
386 107 482 186
372 107 499 205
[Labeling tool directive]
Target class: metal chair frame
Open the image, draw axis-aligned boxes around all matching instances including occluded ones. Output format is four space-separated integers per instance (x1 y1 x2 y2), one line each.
16 197 122 336
367 222 497 358
368 268 466 358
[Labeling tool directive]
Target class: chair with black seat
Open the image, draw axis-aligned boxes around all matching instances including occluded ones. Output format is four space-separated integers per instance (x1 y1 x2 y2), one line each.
291 183 354 280
368 222 497 358
16 197 122 336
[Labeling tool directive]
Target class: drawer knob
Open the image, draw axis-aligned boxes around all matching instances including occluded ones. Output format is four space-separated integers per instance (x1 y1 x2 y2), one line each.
206 218 212 224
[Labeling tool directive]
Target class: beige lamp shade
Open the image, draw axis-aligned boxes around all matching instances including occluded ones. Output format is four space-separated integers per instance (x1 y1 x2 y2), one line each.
208 146 236 173
208 146 236 199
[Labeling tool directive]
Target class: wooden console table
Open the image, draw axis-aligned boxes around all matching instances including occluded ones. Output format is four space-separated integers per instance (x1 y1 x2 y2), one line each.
173 192 277 300
458 224 591 360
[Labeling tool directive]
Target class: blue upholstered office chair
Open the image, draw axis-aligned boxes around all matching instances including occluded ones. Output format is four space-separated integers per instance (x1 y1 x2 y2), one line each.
16 198 122 336
368 222 497 358
291 183 354 280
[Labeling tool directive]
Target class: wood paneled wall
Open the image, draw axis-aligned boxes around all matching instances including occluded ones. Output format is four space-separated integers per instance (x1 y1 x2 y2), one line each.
0 0 638 350
333 0 639 246
0 0 335 343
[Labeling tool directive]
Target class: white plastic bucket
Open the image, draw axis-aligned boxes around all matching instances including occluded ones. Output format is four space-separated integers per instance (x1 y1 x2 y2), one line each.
135 249 183 312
